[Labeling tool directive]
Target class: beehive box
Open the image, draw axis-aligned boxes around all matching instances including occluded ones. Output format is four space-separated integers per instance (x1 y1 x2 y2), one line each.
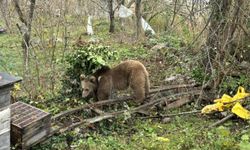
0 72 22 150
11 101 51 149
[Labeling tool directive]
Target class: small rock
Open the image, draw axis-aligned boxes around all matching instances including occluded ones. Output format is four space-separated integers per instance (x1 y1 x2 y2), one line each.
136 109 150 116
240 61 250 69
164 74 196 85
0 28 7 34
88 37 100 44
162 117 171 123
220 111 228 117
151 43 169 51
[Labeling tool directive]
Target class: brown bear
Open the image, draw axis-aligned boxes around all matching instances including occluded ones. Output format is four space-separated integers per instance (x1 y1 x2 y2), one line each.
80 60 150 103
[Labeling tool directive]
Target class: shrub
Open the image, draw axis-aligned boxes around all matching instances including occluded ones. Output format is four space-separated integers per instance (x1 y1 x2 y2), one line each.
61 44 117 98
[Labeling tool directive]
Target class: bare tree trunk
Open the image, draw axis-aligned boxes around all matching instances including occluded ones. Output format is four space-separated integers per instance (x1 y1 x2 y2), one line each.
135 0 142 39
203 0 245 97
0 0 11 32
13 0 36 74
170 0 178 26
203 0 232 93
76 0 83 15
108 0 115 33
127 0 135 8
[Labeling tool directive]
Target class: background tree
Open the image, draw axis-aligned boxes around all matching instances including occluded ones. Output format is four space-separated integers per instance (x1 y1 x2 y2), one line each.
135 0 142 39
0 0 10 31
203 0 247 98
108 0 115 33
13 0 36 74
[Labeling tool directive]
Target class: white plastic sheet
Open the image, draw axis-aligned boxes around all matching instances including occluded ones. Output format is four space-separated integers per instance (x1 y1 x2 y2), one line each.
119 5 133 18
141 17 155 35
87 16 94 35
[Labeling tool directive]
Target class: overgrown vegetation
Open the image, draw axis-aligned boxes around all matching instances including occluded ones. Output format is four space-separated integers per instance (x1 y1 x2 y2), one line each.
34 113 250 150
61 45 117 98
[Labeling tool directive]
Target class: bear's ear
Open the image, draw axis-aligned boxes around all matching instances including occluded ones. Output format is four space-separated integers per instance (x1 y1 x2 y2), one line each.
89 76 96 83
80 74 85 80
98 76 102 82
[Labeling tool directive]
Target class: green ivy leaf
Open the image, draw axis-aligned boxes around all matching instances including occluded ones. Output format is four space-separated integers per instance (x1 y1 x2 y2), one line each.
61 44 117 98
241 134 249 141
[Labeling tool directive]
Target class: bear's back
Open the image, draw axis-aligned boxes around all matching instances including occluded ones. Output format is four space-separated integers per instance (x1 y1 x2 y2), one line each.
109 60 148 89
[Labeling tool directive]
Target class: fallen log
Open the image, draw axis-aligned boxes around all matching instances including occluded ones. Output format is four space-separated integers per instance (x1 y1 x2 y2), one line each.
52 96 133 121
148 84 198 95
60 90 201 132
166 95 193 109
52 84 198 121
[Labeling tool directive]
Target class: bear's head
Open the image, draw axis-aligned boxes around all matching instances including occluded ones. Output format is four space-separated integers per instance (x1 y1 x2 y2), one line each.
80 74 97 98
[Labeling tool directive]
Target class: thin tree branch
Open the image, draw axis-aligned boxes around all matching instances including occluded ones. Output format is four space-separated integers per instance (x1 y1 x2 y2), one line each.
12 0 27 26
138 110 201 119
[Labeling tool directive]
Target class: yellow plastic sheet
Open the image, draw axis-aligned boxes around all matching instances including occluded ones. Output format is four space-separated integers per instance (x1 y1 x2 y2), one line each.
201 87 250 119
201 102 224 114
214 94 233 103
213 87 250 104
233 86 250 100
231 102 250 120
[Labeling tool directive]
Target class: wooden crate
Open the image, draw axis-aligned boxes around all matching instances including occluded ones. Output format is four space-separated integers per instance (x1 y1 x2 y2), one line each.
11 101 51 149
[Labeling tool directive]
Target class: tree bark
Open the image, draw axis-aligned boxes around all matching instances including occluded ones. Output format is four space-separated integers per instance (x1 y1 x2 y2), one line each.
13 0 36 73
170 0 178 26
135 0 142 39
127 0 135 8
108 0 115 33
205 0 232 90
0 0 11 31
203 0 245 97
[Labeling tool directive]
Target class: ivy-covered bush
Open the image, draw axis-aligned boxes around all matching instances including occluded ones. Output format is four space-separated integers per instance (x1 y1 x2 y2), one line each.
61 45 117 98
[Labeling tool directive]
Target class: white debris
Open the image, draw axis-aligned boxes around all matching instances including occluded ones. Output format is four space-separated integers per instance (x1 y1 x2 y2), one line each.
87 16 94 35
141 17 155 35
119 5 133 18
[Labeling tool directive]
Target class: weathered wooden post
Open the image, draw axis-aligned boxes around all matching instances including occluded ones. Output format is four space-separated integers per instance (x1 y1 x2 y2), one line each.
0 72 21 150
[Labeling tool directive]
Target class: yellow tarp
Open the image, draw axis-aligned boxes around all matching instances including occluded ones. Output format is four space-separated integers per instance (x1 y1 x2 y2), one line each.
201 86 250 119
231 102 250 119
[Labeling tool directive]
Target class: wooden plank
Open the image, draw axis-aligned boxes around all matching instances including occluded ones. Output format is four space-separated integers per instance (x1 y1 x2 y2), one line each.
23 119 51 139
23 123 50 141
166 95 193 109
0 108 10 150
0 108 10 131
25 129 48 146
0 130 10 150
22 115 51 135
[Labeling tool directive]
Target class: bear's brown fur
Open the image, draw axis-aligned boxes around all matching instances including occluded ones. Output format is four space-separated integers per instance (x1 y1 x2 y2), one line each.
80 60 150 103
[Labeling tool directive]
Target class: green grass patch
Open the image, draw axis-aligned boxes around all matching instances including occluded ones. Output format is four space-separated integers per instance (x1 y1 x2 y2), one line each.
34 113 249 150
0 34 22 74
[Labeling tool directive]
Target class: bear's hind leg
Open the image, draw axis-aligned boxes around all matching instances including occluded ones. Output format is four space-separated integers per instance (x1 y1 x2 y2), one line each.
130 72 146 104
